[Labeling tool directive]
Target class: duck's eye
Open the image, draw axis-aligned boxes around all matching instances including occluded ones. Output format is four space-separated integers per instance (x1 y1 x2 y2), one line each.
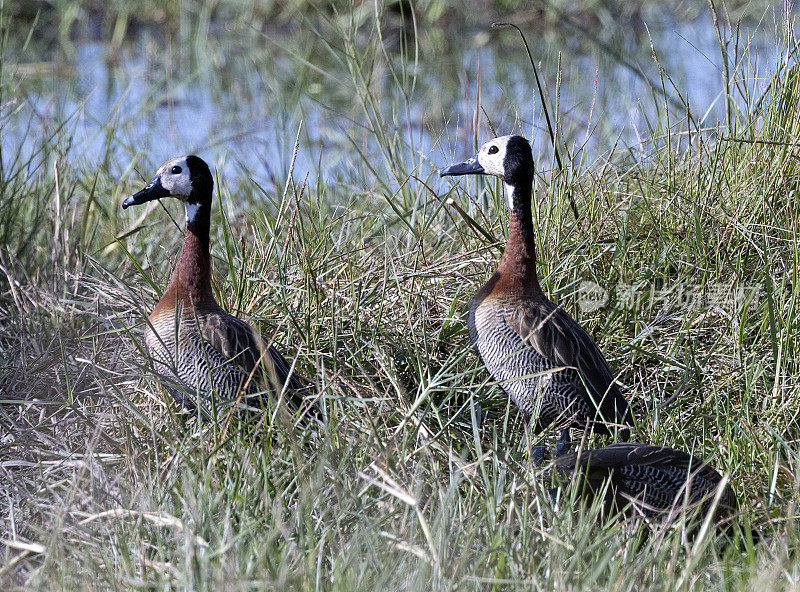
170 165 182 174
488 146 499 155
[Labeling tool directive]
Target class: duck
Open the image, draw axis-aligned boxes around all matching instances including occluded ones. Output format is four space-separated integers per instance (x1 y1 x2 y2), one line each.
551 443 738 530
122 155 315 418
440 135 632 459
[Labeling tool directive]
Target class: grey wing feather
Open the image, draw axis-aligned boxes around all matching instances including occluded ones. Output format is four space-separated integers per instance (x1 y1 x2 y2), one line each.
198 312 315 412
553 444 736 518
200 313 262 374
555 443 709 474
507 301 631 431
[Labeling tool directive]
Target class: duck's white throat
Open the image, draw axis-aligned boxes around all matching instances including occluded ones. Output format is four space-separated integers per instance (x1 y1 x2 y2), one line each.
505 183 515 210
185 202 201 223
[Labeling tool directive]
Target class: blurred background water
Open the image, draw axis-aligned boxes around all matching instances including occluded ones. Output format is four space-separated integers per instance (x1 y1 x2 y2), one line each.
0 1 791 188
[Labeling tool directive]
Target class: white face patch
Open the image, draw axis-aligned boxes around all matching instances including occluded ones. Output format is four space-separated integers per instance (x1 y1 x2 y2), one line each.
476 135 512 178
157 156 193 198
185 202 201 223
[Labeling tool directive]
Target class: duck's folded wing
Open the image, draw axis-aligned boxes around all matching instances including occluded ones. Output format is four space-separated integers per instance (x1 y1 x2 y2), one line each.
199 312 318 415
556 444 694 473
554 444 734 513
507 302 629 429
199 313 291 388
611 445 736 512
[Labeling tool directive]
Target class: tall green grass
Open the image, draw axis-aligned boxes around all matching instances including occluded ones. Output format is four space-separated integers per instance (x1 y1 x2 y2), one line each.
2 1 800 590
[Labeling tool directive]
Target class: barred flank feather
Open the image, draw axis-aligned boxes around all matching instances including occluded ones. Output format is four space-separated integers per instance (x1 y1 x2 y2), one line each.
552 443 738 529
469 288 632 438
146 305 313 416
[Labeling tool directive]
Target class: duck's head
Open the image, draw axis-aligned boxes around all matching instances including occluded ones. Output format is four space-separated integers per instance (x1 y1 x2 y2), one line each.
440 135 533 187
122 155 213 212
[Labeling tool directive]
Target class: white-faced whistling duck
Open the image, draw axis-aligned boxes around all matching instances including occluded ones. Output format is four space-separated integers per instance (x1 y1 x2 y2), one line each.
552 443 738 532
441 135 633 460
123 155 316 419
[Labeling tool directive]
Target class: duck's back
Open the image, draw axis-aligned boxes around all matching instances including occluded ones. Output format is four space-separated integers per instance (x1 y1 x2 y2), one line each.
554 443 737 521
468 277 630 436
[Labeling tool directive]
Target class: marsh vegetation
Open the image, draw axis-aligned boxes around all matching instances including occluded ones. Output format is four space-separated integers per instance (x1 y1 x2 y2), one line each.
1 0 799 589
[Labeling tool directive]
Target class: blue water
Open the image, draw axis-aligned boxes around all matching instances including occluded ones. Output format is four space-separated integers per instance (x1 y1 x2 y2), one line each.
1 8 787 189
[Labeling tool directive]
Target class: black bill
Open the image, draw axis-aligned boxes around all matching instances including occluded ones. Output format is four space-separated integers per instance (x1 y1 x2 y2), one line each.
122 177 170 209
440 154 484 177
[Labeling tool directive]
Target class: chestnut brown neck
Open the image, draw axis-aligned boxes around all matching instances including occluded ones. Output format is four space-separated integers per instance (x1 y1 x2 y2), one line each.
157 202 216 311
496 181 541 296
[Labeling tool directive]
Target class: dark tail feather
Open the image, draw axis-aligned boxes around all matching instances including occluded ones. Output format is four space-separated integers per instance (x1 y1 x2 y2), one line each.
260 345 323 424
